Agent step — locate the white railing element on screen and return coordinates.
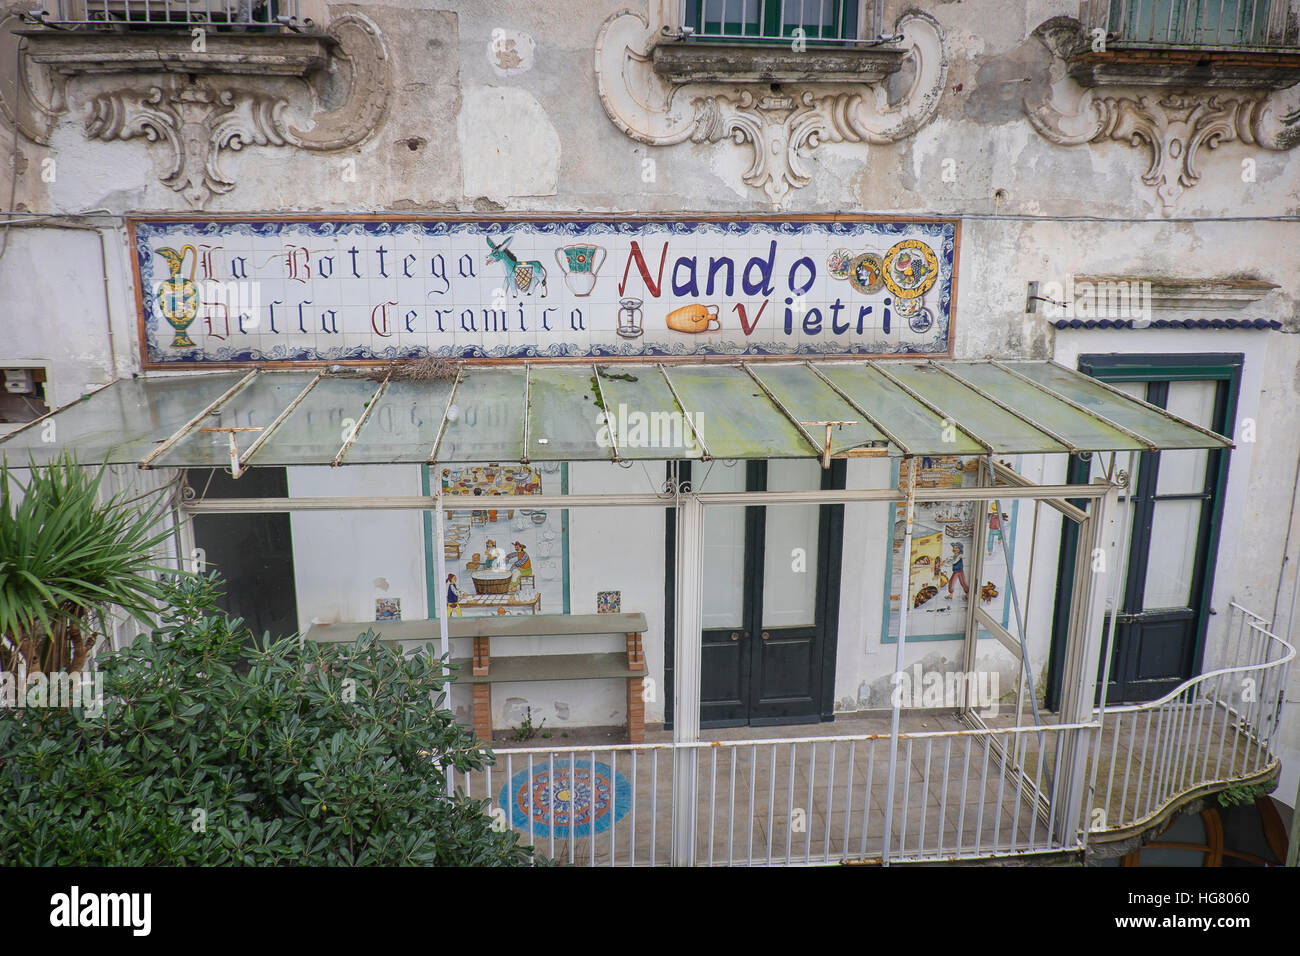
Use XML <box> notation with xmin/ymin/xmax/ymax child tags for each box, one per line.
<box><xmin>1082</xmin><ymin>0</ymin><xmax>1295</xmax><ymax>49</ymax></box>
<box><xmin>677</xmin><ymin>0</ymin><xmax>883</xmax><ymax>44</ymax></box>
<box><xmin>452</xmin><ymin>602</ymin><xmax>1290</xmax><ymax>865</ymax></box>
<box><xmin>34</xmin><ymin>0</ymin><xmax>302</xmax><ymax>28</ymax></box>
<box><xmin>1085</xmin><ymin>602</ymin><xmax>1294</xmax><ymax>836</ymax></box>
<box><xmin>450</xmin><ymin>721</ymin><xmax>1098</xmax><ymax>866</ymax></box>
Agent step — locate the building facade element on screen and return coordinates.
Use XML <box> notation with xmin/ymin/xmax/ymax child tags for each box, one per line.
<box><xmin>1</xmin><ymin>0</ymin><xmax>1298</xmax><ymax>863</ymax></box>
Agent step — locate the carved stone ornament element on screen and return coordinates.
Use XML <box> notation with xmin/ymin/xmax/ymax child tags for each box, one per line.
<box><xmin>594</xmin><ymin>9</ymin><xmax>948</xmax><ymax>204</ymax></box>
<box><xmin>5</xmin><ymin>11</ymin><xmax>390</xmax><ymax>208</ymax></box>
<box><xmin>1024</xmin><ymin>17</ymin><xmax>1300</xmax><ymax>212</ymax></box>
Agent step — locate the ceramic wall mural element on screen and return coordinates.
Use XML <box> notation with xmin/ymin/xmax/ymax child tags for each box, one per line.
<box><xmin>881</xmin><ymin>456</ymin><xmax>1017</xmax><ymax>642</ymax></box>
<box><xmin>435</xmin><ymin>461</ymin><xmax>568</xmax><ymax>617</ymax></box>
<box><xmin>130</xmin><ymin>217</ymin><xmax>959</xmax><ymax>367</ymax></box>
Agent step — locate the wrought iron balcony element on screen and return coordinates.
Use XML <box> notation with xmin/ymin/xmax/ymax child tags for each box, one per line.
<box><xmin>655</xmin><ymin>1</ymin><xmax>906</xmax><ymax>85</ymax></box>
<box><xmin>1082</xmin><ymin>0</ymin><xmax>1298</xmax><ymax>51</ymax></box>
<box><xmin>674</xmin><ymin>0</ymin><xmax>885</xmax><ymax>46</ymax></box>
<box><xmin>22</xmin><ymin>0</ymin><xmax>316</xmax><ymax>31</ymax></box>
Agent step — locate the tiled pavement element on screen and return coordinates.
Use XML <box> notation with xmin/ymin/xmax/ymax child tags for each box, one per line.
<box><xmin>457</xmin><ymin>713</ymin><xmax>1070</xmax><ymax>866</ymax></box>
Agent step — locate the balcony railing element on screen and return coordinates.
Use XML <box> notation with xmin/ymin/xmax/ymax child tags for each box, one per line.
<box><xmin>678</xmin><ymin>0</ymin><xmax>885</xmax><ymax>45</ymax></box>
<box><xmin>450</xmin><ymin>602</ymin><xmax>1291</xmax><ymax>865</ymax></box>
<box><xmin>1084</xmin><ymin>602</ymin><xmax>1294</xmax><ymax>839</ymax></box>
<box><xmin>29</xmin><ymin>0</ymin><xmax>303</xmax><ymax>29</ymax></box>
<box><xmin>1083</xmin><ymin>0</ymin><xmax>1297</xmax><ymax>49</ymax></box>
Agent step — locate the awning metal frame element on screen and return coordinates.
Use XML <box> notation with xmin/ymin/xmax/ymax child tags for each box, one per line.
<box><xmin>2</xmin><ymin>359</ymin><xmax>1233</xmax><ymax>473</ymax></box>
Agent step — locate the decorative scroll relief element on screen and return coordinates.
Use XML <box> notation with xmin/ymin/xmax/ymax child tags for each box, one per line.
<box><xmin>8</xmin><ymin>12</ymin><xmax>389</xmax><ymax>208</ymax></box>
<box><xmin>1024</xmin><ymin>19</ymin><xmax>1300</xmax><ymax>212</ymax></box>
<box><xmin>594</xmin><ymin>10</ymin><xmax>949</xmax><ymax>204</ymax></box>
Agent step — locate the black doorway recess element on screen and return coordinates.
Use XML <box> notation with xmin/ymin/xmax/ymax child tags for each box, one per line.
<box><xmin>666</xmin><ymin>459</ymin><xmax>845</xmax><ymax>729</ymax></box>
<box><xmin>186</xmin><ymin>467</ymin><xmax>299</xmax><ymax>639</ymax></box>
<box><xmin>1046</xmin><ymin>353</ymin><xmax>1240</xmax><ymax>707</ymax></box>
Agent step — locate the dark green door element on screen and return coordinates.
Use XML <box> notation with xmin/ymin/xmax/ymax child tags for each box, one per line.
<box><xmin>187</xmin><ymin>466</ymin><xmax>300</xmax><ymax>640</ymax></box>
<box><xmin>1047</xmin><ymin>354</ymin><xmax>1240</xmax><ymax>706</ymax></box>
<box><xmin>684</xmin><ymin>459</ymin><xmax>844</xmax><ymax>727</ymax></box>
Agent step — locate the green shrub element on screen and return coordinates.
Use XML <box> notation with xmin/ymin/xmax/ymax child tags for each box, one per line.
<box><xmin>0</xmin><ymin>574</ymin><xmax>537</xmax><ymax>866</ymax></box>
<box><xmin>0</xmin><ymin>454</ymin><xmax>183</xmax><ymax>675</ymax></box>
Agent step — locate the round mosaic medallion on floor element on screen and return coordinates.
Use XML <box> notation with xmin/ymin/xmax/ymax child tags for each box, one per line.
<box><xmin>499</xmin><ymin>759</ymin><xmax>632</xmax><ymax>839</ymax></box>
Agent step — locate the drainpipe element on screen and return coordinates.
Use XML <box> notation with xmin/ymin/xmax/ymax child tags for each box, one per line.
<box><xmin>671</xmin><ymin>489</ymin><xmax>704</xmax><ymax>866</ymax></box>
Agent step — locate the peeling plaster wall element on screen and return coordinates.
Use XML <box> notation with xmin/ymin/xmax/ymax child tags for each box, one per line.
<box><xmin>0</xmin><ymin>0</ymin><xmax>1297</xmax><ymax>779</ymax></box>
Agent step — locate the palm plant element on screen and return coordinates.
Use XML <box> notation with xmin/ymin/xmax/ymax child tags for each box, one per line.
<box><xmin>0</xmin><ymin>455</ymin><xmax>184</xmax><ymax>675</ymax></box>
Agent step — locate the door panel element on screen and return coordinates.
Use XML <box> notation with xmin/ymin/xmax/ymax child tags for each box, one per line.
<box><xmin>760</xmin><ymin>460</ymin><xmax>822</xmax><ymax>628</ymax></box>
<box><xmin>749</xmin><ymin>458</ymin><xmax>824</xmax><ymax>722</ymax></box>
<box><xmin>699</xmin><ymin>463</ymin><xmax>753</xmax><ymax>725</ymax></box>
<box><xmin>681</xmin><ymin>459</ymin><xmax>844</xmax><ymax>728</ymax></box>
<box><xmin>188</xmin><ymin>466</ymin><xmax>299</xmax><ymax>640</ymax></box>
<box><xmin>1142</xmin><ymin>498</ymin><xmax>1202</xmax><ymax>609</ymax></box>
<box><xmin>1048</xmin><ymin>354</ymin><xmax>1238</xmax><ymax>707</ymax></box>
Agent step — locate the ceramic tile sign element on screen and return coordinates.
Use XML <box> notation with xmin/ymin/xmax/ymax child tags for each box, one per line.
<box><xmin>881</xmin><ymin>455</ymin><xmax>1017</xmax><ymax>643</ymax></box>
<box><xmin>130</xmin><ymin>216</ymin><xmax>959</xmax><ymax>367</ymax></box>
<box><xmin>437</xmin><ymin>462</ymin><xmax>567</xmax><ymax>616</ymax></box>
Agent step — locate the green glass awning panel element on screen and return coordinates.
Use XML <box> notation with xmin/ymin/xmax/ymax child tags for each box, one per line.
<box><xmin>435</xmin><ymin>366</ymin><xmax>527</xmax><ymax>462</ymax></box>
<box><xmin>344</xmin><ymin>377</ymin><xmax>456</xmax><ymax>463</ymax></box>
<box><xmin>942</xmin><ymin>363</ymin><xmax>1147</xmax><ymax>452</ymax></box>
<box><xmin>661</xmin><ymin>365</ymin><xmax>815</xmax><ymax>459</ymax></box>
<box><xmin>1007</xmin><ymin>362</ymin><xmax>1229</xmax><ymax>450</ymax></box>
<box><xmin>746</xmin><ymin>363</ymin><xmax>889</xmax><ymax>456</ymax></box>
<box><xmin>882</xmin><ymin>363</ymin><xmax>1069</xmax><ymax>455</ymax></box>
<box><xmin>526</xmin><ymin>365</ymin><xmax>612</xmax><ymax>460</ymax></box>
<box><xmin>0</xmin><ymin>360</ymin><xmax>1234</xmax><ymax>470</ymax></box>
<box><xmin>0</xmin><ymin>373</ymin><xmax>245</xmax><ymax>467</ymax></box>
<box><xmin>153</xmin><ymin>371</ymin><xmax>321</xmax><ymax>468</ymax></box>
<box><xmin>817</xmin><ymin>363</ymin><xmax>986</xmax><ymax>456</ymax></box>
<box><xmin>241</xmin><ymin>374</ymin><xmax>384</xmax><ymax>465</ymax></box>
<box><xmin>590</xmin><ymin>364</ymin><xmax>704</xmax><ymax>460</ymax></box>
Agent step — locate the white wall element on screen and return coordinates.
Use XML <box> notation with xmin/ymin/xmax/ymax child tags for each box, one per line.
<box><xmin>288</xmin><ymin>464</ymin><xmax>429</xmax><ymax>631</ymax></box>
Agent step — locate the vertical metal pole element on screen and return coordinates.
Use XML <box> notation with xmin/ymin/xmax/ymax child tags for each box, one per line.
<box><xmin>672</xmin><ymin>492</ymin><xmax>704</xmax><ymax>866</ymax></box>
<box><xmin>1054</xmin><ymin>478</ymin><xmax>1117</xmax><ymax>845</ymax></box>
<box><xmin>433</xmin><ymin>488</ymin><xmax>452</xmax><ymax>700</ymax></box>
<box><xmin>960</xmin><ymin>460</ymin><xmax>990</xmax><ymax>710</ymax></box>
<box><xmin>433</xmin><ymin>486</ymin><xmax>455</xmax><ymax>798</ymax></box>
<box><xmin>434</xmin><ymin>494</ymin><xmax>449</xmax><ymax>671</ymax></box>
<box><xmin>882</xmin><ymin>456</ymin><xmax>917</xmax><ymax>866</ymax></box>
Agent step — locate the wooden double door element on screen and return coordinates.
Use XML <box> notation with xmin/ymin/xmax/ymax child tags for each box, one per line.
<box><xmin>668</xmin><ymin>459</ymin><xmax>845</xmax><ymax>728</ymax></box>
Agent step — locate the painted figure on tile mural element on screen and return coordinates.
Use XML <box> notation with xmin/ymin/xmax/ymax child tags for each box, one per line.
<box><xmin>446</xmin><ymin>574</ymin><xmax>465</xmax><ymax>617</ymax></box>
<box><xmin>485</xmin><ymin>235</ymin><xmax>549</xmax><ymax>296</ymax></box>
<box><xmin>946</xmin><ymin>543</ymin><xmax>969</xmax><ymax>599</ymax></box>
<box><xmin>987</xmin><ymin>504</ymin><xmax>1008</xmax><ymax>556</ymax></box>
<box><xmin>507</xmin><ymin>541</ymin><xmax>532</xmax><ymax>589</ymax></box>
<box><xmin>484</xmin><ymin>539</ymin><xmax>503</xmax><ymax>569</ymax></box>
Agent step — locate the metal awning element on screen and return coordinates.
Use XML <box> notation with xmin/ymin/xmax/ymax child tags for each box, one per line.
<box><xmin>0</xmin><ymin>360</ymin><xmax>1231</xmax><ymax>472</ymax></box>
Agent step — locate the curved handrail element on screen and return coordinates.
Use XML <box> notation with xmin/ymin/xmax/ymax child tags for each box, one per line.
<box><xmin>1102</xmin><ymin>624</ymin><xmax>1294</xmax><ymax>716</ymax></box>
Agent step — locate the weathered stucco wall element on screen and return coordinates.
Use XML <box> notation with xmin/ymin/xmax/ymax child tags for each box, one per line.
<box><xmin>1</xmin><ymin>0</ymin><xmax>1297</xmax><ymax>795</ymax></box>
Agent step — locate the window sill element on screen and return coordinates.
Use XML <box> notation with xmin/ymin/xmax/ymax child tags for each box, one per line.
<box><xmin>1067</xmin><ymin>47</ymin><xmax>1300</xmax><ymax>90</ymax></box>
<box><xmin>16</xmin><ymin>27</ymin><xmax>333</xmax><ymax>77</ymax></box>
<box><xmin>651</xmin><ymin>40</ymin><xmax>906</xmax><ymax>85</ymax></box>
